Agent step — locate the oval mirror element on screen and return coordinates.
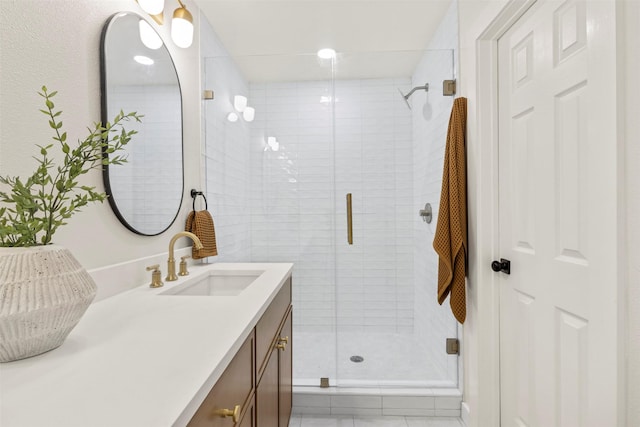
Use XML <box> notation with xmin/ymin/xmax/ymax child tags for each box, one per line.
<box><xmin>100</xmin><ymin>12</ymin><xmax>183</xmax><ymax>236</ymax></box>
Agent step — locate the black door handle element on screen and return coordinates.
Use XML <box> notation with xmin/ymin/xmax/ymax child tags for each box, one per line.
<box><xmin>491</xmin><ymin>258</ymin><xmax>511</xmax><ymax>275</ymax></box>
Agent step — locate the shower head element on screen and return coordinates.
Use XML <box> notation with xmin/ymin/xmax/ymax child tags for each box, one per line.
<box><xmin>398</xmin><ymin>83</ymin><xmax>429</xmax><ymax>110</ymax></box>
<box><xmin>398</xmin><ymin>88</ymin><xmax>412</xmax><ymax>110</ymax></box>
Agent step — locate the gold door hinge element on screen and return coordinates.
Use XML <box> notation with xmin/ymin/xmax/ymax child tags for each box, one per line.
<box><xmin>446</xmin><ymin>338</ymin><xmax>459</xmax><ymax>355</ymax></box>
<box><xmin>443</xmin><ymin>80</ymin><xmax>456</xmax><ymax>96</ymax></box>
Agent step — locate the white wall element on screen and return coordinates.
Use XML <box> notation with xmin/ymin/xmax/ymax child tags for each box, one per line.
<box><xmin>0</xmin><ymin>1</ymin><xmax>203</xmax><ymax>277</ymax></box>
<box><xmin>623</xmin><ymin>1</ymin><xmax>640</xmax><ymax>423</ymax></box>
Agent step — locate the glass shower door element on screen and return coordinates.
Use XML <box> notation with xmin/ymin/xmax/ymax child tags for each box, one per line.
<box><xmin>332</xmin><ymin>50</ymin><xmax>459</xmax><ymax>387</ymax></box>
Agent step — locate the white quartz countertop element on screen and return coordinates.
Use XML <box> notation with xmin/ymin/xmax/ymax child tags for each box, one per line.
<box><xmin>0</xmin><ymin>262</ymin><xmax>293</xmax><ymax>427</ymax></box>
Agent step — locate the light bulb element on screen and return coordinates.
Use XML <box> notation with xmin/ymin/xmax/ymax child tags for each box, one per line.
<box><xmin>317</xmin><ymin>48</ymin><xmax>336</xmax><ymax>59</ymax></box>
<box><xmin>243</xmin><ymin>106</ymin><xmax>255</xmax><ymax>122</ymax></box>
<box><xmin>172</xmin><ymin>2</ymin><xmax>193</xmax><ymax>48</ymax></box>
<box><xmin>139</xmin><ymin>20</ymin><xmax>163</xmax><ymax>50</ymax></box>
<box><xmin>234</xmin><ymin>95</ymin><xmax>248</xmax><ymax>112</ymax></box>
<box><xmin>138</xmin><ymin>0</ymin><xmax>164</xmax><ymax>16</ymax></box>
<box><xmin>227</xmin><ymin>112</ymin><xmax>239</xmax><ymax>122</ymax></box>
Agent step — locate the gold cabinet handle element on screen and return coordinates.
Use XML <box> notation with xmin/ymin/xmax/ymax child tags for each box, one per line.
<box><xmin>346</xmin><ymin>193</ymin><xmax>353</xmax><ymax>245</ymax></box>
<box><xmin>276</xmin><ymin>336</ymin><xmax>288</xmax><ymax>351</ymax></box>
<box><xmin>215</xmin><ymin>405</ymin><xmax>241</xmax><ymax>423</ymax></box>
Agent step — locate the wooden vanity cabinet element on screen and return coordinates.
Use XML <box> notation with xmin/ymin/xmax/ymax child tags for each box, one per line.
<box><xmin>255</xmin><ymin>279</ymin><xmax>293</xmax><ymax>427</ymax></box>
<box><xmin>187</xmin><ymin>276</ymin><xmax>292</xmax><ymax>427</ymax></box>
<box><xmin>187</xmin><ymin>331</ymin><xmax>255</xmax><ymax>427</ymax></box>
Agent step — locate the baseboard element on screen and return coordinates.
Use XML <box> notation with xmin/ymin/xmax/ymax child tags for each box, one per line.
<box><xmin>461</xmin><ymin>401</ymin><xmax>471</xmax><ymax>426</ymax></box>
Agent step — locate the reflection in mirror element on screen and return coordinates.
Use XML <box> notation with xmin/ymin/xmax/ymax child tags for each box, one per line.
<box><xmin>100</xmin><ymin>12</ymin><xmax>183</xmax><ymax>236</ymax></box>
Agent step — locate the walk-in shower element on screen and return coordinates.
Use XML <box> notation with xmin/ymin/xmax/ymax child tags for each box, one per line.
<box><xmin>203</xmin><ymin>46</ymin><xmax>459</xmax><ymax>394</ymax></box>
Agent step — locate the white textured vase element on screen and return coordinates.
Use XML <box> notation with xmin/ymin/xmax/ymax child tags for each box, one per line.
<box><xmin>0</xmin><ymin>245</ymin><xmax>97</xmax><ymax>362</ymax></box>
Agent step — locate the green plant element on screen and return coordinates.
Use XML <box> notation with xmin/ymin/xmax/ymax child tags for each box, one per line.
<box><xmin>0</xmin><ymin>86</ymin><xmax>142</xmax><ymax>247</ymax></box>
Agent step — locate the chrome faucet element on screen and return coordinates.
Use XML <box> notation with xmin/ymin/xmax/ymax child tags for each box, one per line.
<box><xmin>166</xmin><ymin>231</ymin><xmax>203</xmax><ymax>281</ymax></box>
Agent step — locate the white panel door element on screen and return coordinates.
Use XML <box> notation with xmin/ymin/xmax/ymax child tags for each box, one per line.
<box><xmin>497</xmin><ymin>0</ymin><xmax>620</xmax><ymax>426</ymax></box>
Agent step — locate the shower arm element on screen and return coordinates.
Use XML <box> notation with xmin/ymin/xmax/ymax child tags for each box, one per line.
<box><xmin>403</xmin><ymin>83</ymin><xmax>429</xmax><ymax>99</ymax></box>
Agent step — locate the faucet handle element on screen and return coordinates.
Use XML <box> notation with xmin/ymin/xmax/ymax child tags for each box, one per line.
<box><xmin>179</xmin><ymin>255</ymin><xmax>191</xmax><ymax>276</ymax></box>
<box><xmin>146</xmin><ymin>264</ymin><xmax>164</xmax><ymax>288</ymax></box>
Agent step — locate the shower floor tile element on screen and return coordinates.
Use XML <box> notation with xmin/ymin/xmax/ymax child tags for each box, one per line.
<box><xmin>294</xmin><ymin>330</ymin><xmax>453</xmax><ymax>386</ymax></box>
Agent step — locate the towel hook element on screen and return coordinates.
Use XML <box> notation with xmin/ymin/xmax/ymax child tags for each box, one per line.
<box><xmin>190</xmin><ymin>189</ymin><xmax>208</xmax><ymax>211</ymax></box>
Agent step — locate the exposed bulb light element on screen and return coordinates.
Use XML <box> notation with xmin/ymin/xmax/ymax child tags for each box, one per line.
<box><xmin>317</xmin><ymin>48</ymin><xmax>336</xmax><ymax>59</ymax></box>
<box><xmin>243</xmin><ymin>106</ymin><xmax>255</xmax><ymax>122</ymax></box>
<box><xmin>171</xmin><ymin>0</ymin><xmax>194</xmax><ymax>48</ymax></box>
<box><xmin>234</xmin><ymin>95</ymin><xmax>248</xmax><ymax>112</ymax></box>
<box><xmin>137</xmin><ymin>0</ymin><xmax>164</xmax><ymax>16</ymax></box>
<box><xmin>139</xmin><ymin>20</ymin><xmax>163</xmax><ymax>50</ymax></box>
<box><xmin>227</xmin><ymin>112</ymin><xmax>239</xmax><ymax>122</ymax></box>
<box><xmin>134</xmin><ymin>55</ymin><xmax>154</xmax><ymax>65</ymax></box>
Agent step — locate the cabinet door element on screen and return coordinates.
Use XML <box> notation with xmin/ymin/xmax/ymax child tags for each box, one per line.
<box><xmin>188</xmin><ymin>332</ymin><xmax>255</xmax><ymax>427</ymax></box>
<box><xmin>278</xmin><ymin>309</ymin><xmax>292</xmax><ymax>427</ymax></box>
<box><xmin>256</xmin><ymin>278</ymin><xmax>291</xmax><ymax>380</ymax></box>
<box><xmin>238</xmin><ymin>394</ymin><xmax>255</xmax><ymax>427</ymax></box>
<box><xmin>256</xmin><ymin>345</ymin><xmax>279</xmax><ymax>426</ymax></box>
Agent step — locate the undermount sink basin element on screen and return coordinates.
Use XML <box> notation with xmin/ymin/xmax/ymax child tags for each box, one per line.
<box><xmin>160</xmin><ymin>270</ymin><xmax>265</xmax><ymax>296</ymax></box>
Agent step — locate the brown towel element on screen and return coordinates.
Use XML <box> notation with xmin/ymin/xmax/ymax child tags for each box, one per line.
<box><xmin>185</xmin><ymin>210</ymin><xmax>218</xmax><ymax>259</ymax></box>
<box><xmin>433</xmin><ymin>97</ymin><xmax>468</xmax><ymax>324</ymax></box>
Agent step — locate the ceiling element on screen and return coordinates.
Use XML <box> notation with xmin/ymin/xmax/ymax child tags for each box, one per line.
<box><xmin>192</xmin><ymin>0</ymin><xmax>453</xmax><ymax>82</ymax></box>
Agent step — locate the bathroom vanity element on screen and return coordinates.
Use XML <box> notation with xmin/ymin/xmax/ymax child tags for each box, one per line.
<box><xmin>0</xmin><ymin>262</ymin><xmax>293</xmax><ymax>427</ymax></box>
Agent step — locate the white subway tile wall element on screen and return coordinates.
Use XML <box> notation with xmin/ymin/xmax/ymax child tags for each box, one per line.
<box><xmin>411</xmin><ymin>2</ymin><xmax>460</xmax><ymax>386</ymax></box>
<box><xmin>249</xmin><ymin>78</ymin><xmax>415</xmax><ymax>335</ymax></box>
<box><xmin>203</xmin><ymin>56</ymin><xmax>252</xmax><ymax>262</ymax></box>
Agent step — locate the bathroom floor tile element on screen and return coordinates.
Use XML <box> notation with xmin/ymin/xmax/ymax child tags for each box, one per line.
<box><xmin>353</xmin><ymin>416</ymin><xmax>408</xmax><ymax>426</ymax></box>
<box><xmin>293</xmin><ymin>415</ymin><xmax>463</xmax><ymax>427</ymax></box>
<box><xmin>299</xmin><ymin>414</ymin><xmax>356</xmax><ymax>427</ymax></box>
<box><xmin>289</xmin><ymin>415</ymin><xmax>303</xmax><ymax>427</ymax></box>
<box><xmin>405</xmin><ymin>417</ymin><xmax>463</xmax><ymax>427</ymax></box>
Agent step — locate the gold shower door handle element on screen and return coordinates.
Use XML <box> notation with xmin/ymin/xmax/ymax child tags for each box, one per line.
<box><xmin>346</xmin><ymin>193</ymin><xmax>353</xmax><ymax>245</ymax></box>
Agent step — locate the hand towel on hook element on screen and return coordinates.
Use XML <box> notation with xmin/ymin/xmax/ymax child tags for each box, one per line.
<box><xmin>433</xmin><ymin>97</ymin><xmax>468</xmax><ymax>324</ymax></box>
<box><xmin>186</xmin><ymin>192</ymin><xmax>218</xmax><ymax>259</ymax></box>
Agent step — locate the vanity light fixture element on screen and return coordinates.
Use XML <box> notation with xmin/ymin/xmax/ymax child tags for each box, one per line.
<box><xmin>137</xmin><ymin>0</ymin><xmax>164</xmax><ymax>24</ymax></box>
<box><xmin>243</xmin><ymin>106</ymin><xmax>255</xmax><ymax>122</ymax></box>
<box><xmin>138</xmin><ymin>19</ymin><xmax>163</xmax><ymax>49</ymax></box>
<box><xmin>227</xmin><ymin>112</ymin><xmax>239</xmax><ymax>122</ymax></box>
<box><xmin>234</xmin><ymin>95</ymin><xmax>248</xmax><ymax>112</ymax></box>
<box><xmin>171</xmin><ymin>0</ymin><xmax>194</xmax><ymax>48</ymax></box>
